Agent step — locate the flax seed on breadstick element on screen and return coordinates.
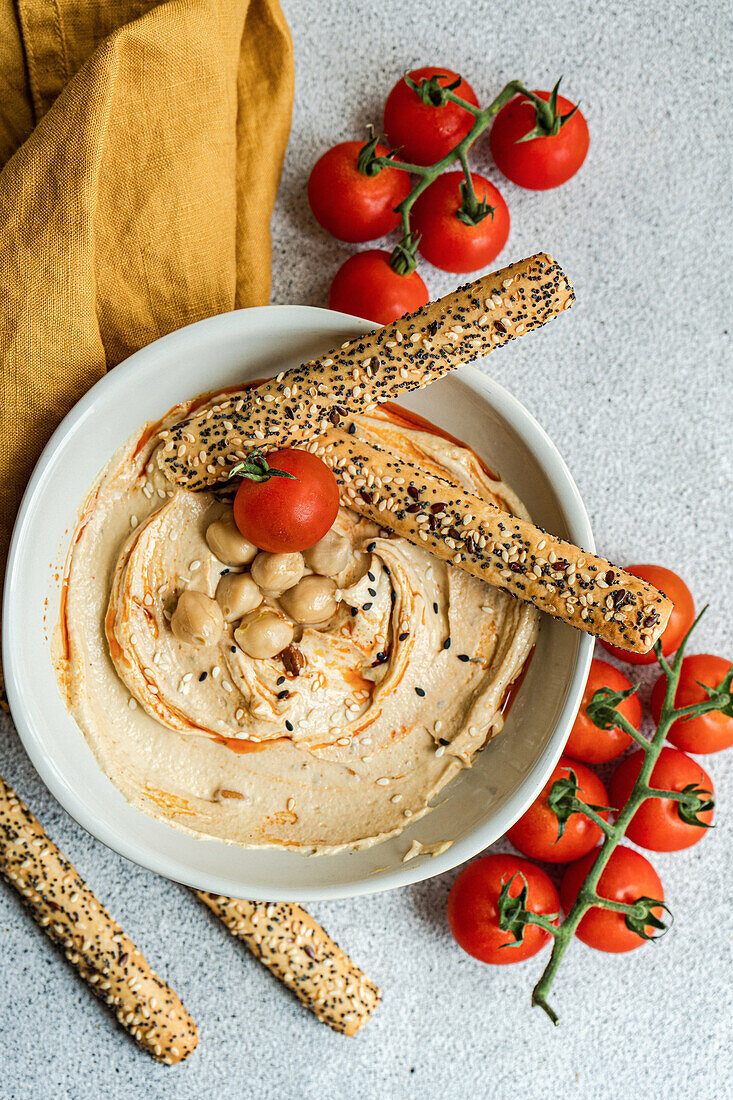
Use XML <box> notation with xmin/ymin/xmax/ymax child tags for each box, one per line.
<box><xmin>0</xmin><ymin>776</ymin><xmax>198</xmax><ymax>1064</ymax></box>
<box><xmin>161</xmin><ymin>253</ymin><xmax>573</xmax><ymax>490</ymax></box>
<box><xmin>195</xmin><ymin>892</ymin><xmax>380</xmax><ymax>1035</ymax></box>
<box><xmin>314</xmin><ymin>427</ymin><xmax>672</xmax><ymax>654</ymax></box>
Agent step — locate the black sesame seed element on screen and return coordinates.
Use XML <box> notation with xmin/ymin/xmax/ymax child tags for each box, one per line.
<box><xmin>433</xmin><ymin>602</ymin><xmax>439</xmax><ymax>613</ymax></box>
<box><xmin>443</xmin><ymin>638</ymin><xmax>451</xmax><ymax>649</ymax></box>
<box><xmin>368</xmin><ymin>571</ymin><xmax>375</xmax><ymax>581</ymax></box>
<box><xmin>276</xmin><ymin>676</ymin><xmax>285</xmax><ymax>685</ymax></box>
<box><xmin>457</xmin><ymin>654</ymin><xmax>470</xmax><ymax>662</ymax></box>
<box><xmin>348</xmin><ymin>422</ymin><xmax>357</xmax><ymax>435</ymax></box>
<box><xmin>367</xmin><ymin>542</ymin><xmax>376</xmax><ymax>552</ymax></box>
<box><xmin>399</xmin><ymin>631</ymin><xmax>409</xmax><ymax>641</ymax></box>
<box><xmin>415</xmin><ymin>687</ymin><xmax>425</xmax><ymax>697</ymax></box>
<box><xmin>363</xmin><ymin>602</ymin><xmax>373</xmax><ymax>611</ymax></box>
<box><xmin>199</xmin><ymin>671</ymin><xmax>208</xmax><ymax>681</ymax></box>
<box><xmin>439</xmin><ymin>737</ymin><xmax>449</xmax><ymax>746</ymax></box>
<box><xmin>351</xmin><ymin>606</ymin><xmax>358</xmax><ymax>616</ymax></box>
<box><xmin>368</xmin><ymin>588</ymin><xmax>376</xmax><ymax>597</ymax></box>
<box><xmin>277</xmin><ymin>690</ymin><xmax>289</xmax><ymax>700</ymax></box>
<box><xmin>285</xmin><ymin>720</ymin><xmax>294</xmax><ymax>732</ymax></box>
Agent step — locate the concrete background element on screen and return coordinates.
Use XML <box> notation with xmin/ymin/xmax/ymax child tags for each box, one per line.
<box><xmin>1</xmin><ymin>1</ymin><xmax>732</xmax><ymax>1096</ymax></box>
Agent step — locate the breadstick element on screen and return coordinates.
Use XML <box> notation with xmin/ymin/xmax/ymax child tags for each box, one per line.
<box><xmin>0</xmin><ymin>775</ymin><xmax>198</xmax><ymax>1064</ymax></box>
<box><xmin>314</xmin><ymin>427</ymin><xmax>672</xmax><ymax>654</ymax></box>
<box><xmin>196</xmin><ymin>892</ymin><xmax>381</xmax><ymax>1035</ymax></box>
<box><xmin>161</xmin><ymin>253</ymin><xmax>573</xmax><ymax>489</ymax></box>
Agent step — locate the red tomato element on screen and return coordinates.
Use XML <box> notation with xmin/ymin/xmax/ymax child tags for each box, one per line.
<box><xmin>651</xmin><ymin>654</ymin><xmax>733</xmax><ymax>753</ymax></box>
<box><xmin>383</xmin><ymin>67</ymin><xmax>479</xmax><ymax>166</ymax></box>
<box><xmin>411</xmin><ymin>171</ymin><xmax>509</xmax><ymax>273</ymax></box>
<box><xmin>565</xmin><ymin>658</ymin><xmax>641</xmax><ymax>763</ymax></box>
<box><xmin>560</xmin><ymin>846</ymin><xmax>665</xmax><ymax>953</ymax></box>
<box><xmin>328</xmin><ymin>249</ymin><xmax>429</xmax><ymax>325</ymax></box>
<box><xmin>447</xmin><ymin>853</ymin><xmax>559</xmax><ymax>964</ymax></box>
<box><xmin>609</xmin><ymin>747</ymin><xmax>714</xmax><ymax>852</ymax></box>
<box><xmin>233</xmin><ymin>448</ymin><xmax>340</xmax><ymax>553</ymax></box>
<box><xmin>601</xmin><ymin>565</ymin><xmax>695</xmax><ymax>666</ymax></box>
<box><xmin>490</xmin><ymin>89</ymin><xmax>589</xmax><ymax>190</ymax></box>
<box><xmin>507</xmin><ymin>757</ymin><xmax>610</xmax><ymax>863</ymax></box>
<box><xmin>307</xmin><ymin>141</ymin><xmax>411</xmax><ymax>243</ymax></box>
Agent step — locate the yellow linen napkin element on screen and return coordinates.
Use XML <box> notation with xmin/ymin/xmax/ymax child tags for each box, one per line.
<box><xmin>0</xmin><ymin>0</ymin><xmax>294</xmax><ymax>590</ymax></box>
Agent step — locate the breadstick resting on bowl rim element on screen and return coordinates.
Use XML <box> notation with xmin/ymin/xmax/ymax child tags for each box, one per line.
<box><xmin>159</xmin><ymin>253</ymin><xmax>672</xmax><ymax>655</ymax></box>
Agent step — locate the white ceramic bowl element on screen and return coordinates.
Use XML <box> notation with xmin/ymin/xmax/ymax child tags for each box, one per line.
<box><xmin>3</xmin><ymin>305</ymin><xmax>594</xmax><ymax>901</ymax></box>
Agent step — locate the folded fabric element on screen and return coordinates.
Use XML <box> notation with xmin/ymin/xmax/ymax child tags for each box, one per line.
<box><xmin>0</xmin><ymin>0</ymin><xmax>294</xmax><ymax>589</ymax></box>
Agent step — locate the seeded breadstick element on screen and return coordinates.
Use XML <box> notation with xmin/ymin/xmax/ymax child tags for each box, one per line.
<box><xmin>161</xmin><ymin>253</ymin><xmax>573</xmax><ymax>489</ymax></box>
<box><xmin>196</xmin><ymin>892</ymin><xmax>381</xmax><ymax>1035</ymax></box>
<box><xmin>314</xmin><ymin>427</ymin><xmax>672</xmax><ymax>654</ymax></box>
<box><xmin>0</xmin><ymin>775</ymin><xmax>198</xmax><ymax>1064</ymax></box>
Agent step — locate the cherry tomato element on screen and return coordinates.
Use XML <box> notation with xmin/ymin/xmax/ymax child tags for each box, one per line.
<box><xmin>507</xmin><ymin>757</ymin><xmax>610</xmax><ymax>863</ymax></box>
<box><xmin>651</xmin><ymin>654</ymin><xmax>733</xmax><ymax>753</ymax></box>
<box><xmin>490</xmin><ymin>89</ymin><xmax>589</xmax><ymax>190</ymax></box>
<box><xmin>383</xmin><ymin>67</ymin><xmax>479</xmax><ymax>166</ymax></box>
<box><xmin>560</xmin><ymin>846</ymin><xmax>665</xmax><ymax>953</ymax></box>
<box><xmin>411</xmin><ymin>171</ymin><xmax>509</xmax><ymax>274</ymax></box>
<box><xmin>447</xmin><ymin>853</ymin><xmax>559</xmax><ymax>964</ymax></box>
<box><xmin>307</xmin><ymin>141</ymin><xmax>411</xmax><ymax>243</ymax></box>
<box><xmin>328</xmin><ymin>249</ymin><xmax>429</xmax><ymax>325</ymax></box>
<box><xmin>565</xmin><ymin>658</ymin><xmax>641</xmax><ymax>763</ymax></box>
<box><xmin>233</xmin><ymin>448</ymin><xmax>340</xmax><ymax>553</ymax></box>
<box><xmin>601</xmin><ymin>565</ymin><xmax>695</xmax><ymax>666</ymax></box>
<box><xmin>609</xmin><ymin>747</ymin><xmax>714</xmax><ymax>852</ymax></box>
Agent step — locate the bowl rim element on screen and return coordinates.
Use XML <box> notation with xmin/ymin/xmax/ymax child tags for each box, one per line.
<box><xmin>3</xmin><ymin>303</ymin><xmax>594</xmax><ymax>900</ymax></box>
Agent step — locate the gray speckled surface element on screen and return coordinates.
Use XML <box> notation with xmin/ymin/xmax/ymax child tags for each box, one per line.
<box><xmin>2</xmin><ymin>1</ymin><xmax>732</xmax><ymax>1097</ymax></box>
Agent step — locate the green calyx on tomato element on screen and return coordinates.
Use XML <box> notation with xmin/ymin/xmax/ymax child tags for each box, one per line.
<box><xmin>674</xmin><ymin>783</ymin><xmax>715</xmax><ymax>828</ymax></box>
<box><xmin>455</xmin><ymin>179</ymin><xmax>495</xmax><ymax>227</ymax></box>
<box><xmin>356</xmin><ymin>126</ymin><xmax>389</xmax><ymax>178</ymax></box>
<box><xmin>403</xmin><ymin>71</ymin><xmax>463</xmax><ymax>108</ymax></box>
<box><xmin>389</xmin><ymin>231</ymin><xmax>420</xmax><ymax>276</ymax></box>
<box><xmin>585</xmin><ymin>682</ymin><xmax>639</xmax><ymax>729</ymax></box>
<box><xmin>228</xmin><ymin>450</ymin><xmax>297</xmax><ymax>484</ymax></box>
<box><xmin>516</xmin><ymin>77</ymin><xmax>579</xmax><ymax>143</ymax></box>
<box><xmin>496</xmin><ymin>873</ymin><xmax>558</xmax><ymax>948</ymax></box>
<box><xmin>622</xmin><ymin>896</ymin><xmax>672</xmax><ymax>942</ymax></box>
<box><xmin>545</xmin><ymin>769</ymin><xmax>611</xmax><ymax>842</ymax></box>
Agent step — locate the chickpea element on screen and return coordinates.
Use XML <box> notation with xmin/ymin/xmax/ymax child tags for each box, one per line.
<box><xmin>279</xmin><ymin>575</ymin><xmax>338</xmax><ymax>625</ymax></box>
<box><xmin>250</xmin><ymin>551</ymin><xmax>304</xmax><ymax>595</ymax></box>
<box><xmin>303</xmin><ymin>530</ymin><xmax>351</xmax><ymax>577</ymax></box>
<box><xmin>215</xmin><ymin>572</ymin><xmax>262</xmax><ymax>622</ymax></box>
<box><xmin>234</xmin><ymin>609</ymin><xmax>294</xmax><ymax>660</ymax></box>
<box><xmin>171</xmin><ymin>589</ymin><xmax>224</xmax><ymax>647</ymax></box>
<box><xmin>206</xmin><ymin>512</ymin><xmax>258</xmax><ymax>566</ymax></box>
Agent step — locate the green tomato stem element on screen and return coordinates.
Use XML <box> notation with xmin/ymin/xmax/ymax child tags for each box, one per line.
<box><xmin>529</xmin><ymin>609</ymin><xmax>724</xmax><ymax>1025</ymax></box>
<box><xmin>381</xmin><ymin>79</ymin><xmax>531</xmax><ymax>273</ymax></box>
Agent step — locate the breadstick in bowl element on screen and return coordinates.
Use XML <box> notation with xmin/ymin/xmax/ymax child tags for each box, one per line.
<box><xmin>196</xmin><ymin>893</ymin><xmax>381</xmax><ymax>1035</ymax></box>
<box><xmin>316</xmin><ymin>427</ymin><xmax>672</xmax><ymax>655</ymax></box>
<box><xmin>161</xmin><ymin>253</ymin><xmax>573</xmax><ymax>490</ymax></box>
<box><xmin>0</xmin><ymin>776</ymin><xmax>198</xmax><ymax>1064</ymax></box>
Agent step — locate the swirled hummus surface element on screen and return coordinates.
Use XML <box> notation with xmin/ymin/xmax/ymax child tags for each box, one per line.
<box><xmin>56</xmin><ymin>396</ymin><xmax>538</xmax><ymax>853</ymax></box>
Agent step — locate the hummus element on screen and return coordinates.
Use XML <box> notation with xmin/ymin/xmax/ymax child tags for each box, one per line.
<box><xmin>56</xmin><ymin>396</ymin><xmax>538</xmax><ymax>854</ymax></box>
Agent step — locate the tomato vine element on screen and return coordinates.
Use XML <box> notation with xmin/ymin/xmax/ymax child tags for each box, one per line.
<box><xmin>362</xmin><ymin>76</ymin><xmax>573</xmax><ymax>274</ymax></box>
<box><xmin>496</xmin><ymin>608</ymin><xmax>732</xmax><ymax>1024</ymax></box>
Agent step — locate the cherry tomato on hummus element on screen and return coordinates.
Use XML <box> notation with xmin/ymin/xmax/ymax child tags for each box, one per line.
<box><xmin>232</xmin><ymin>448</ymin><xmax>340</xmax><ymax>553</ymax></box>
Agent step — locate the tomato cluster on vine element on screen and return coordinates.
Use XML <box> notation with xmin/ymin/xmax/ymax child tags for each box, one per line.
<box><xmin>307</xmin><ymin>68</ymin><xmax>589</xmax><ymax>324</ymax></box>
<box><xmin>448</xmin><ymin>563</ymin><xmax>732</xmax><ymax>965</ymax></box>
